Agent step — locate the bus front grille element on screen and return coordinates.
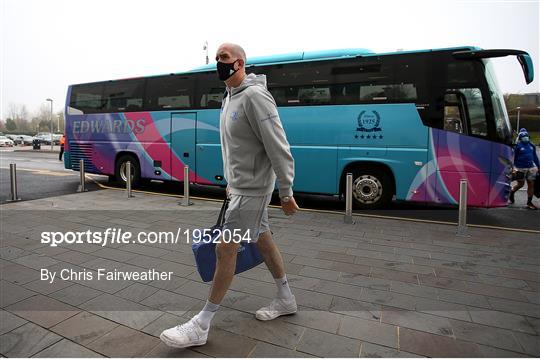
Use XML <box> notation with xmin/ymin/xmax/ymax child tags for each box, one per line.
<box><xmin>69</xmin><ymin>143</ymin><xmax>97</xmax><ymax>172</ymax></box>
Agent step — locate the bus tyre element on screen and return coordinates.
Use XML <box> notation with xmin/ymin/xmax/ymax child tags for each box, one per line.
<box><xmin>115</xmin><ymin>155</ymin><xmax>141</xmax><ymax>187</ymax></box>
<box><xmin>350</xmin><ymin>168</ymin><xmax>393</xmax><ymax>209</ymax></box>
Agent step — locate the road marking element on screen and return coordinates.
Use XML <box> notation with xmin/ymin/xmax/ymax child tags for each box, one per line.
<box><xmin>90</xmin><ymin>179</ymin><xmax>540</xmax><ymax>234</ymax></box>
<box><xmin>2</xmin><ymin>158</ymin><xmax>60</xmax><ymax>163</ymax></box>
<box><xmin>0</xmin><ymin>166</ymin><xmax>76</xmax><ymax>177</ymax></box>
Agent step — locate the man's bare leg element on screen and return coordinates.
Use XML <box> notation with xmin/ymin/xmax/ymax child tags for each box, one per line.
<box><xmin>510</xmin><ymin>180</ymin><xmax>524</xmax><ymax>203</ymax></box>
<box><xmin>256</xmin><ymin>230</ymin><xmax>285</xmax><ymax>279</ymax></box>
<box><xmin>208</xmin><ymin>241</ymin><xmax>240</xmax><ymax>304</ymax></box>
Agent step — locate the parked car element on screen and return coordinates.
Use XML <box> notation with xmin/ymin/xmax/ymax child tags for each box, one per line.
<box><xmin>52</xmin><ymin>133</ymin><xmax>62</xmax><ymax>145</ymax></box>
<box><xmin>35</xmin><ymin>133</ymin><xmax>53</xmax><ymax>145</ymax></box>
<box><xmin>14</xmin><ymin>135</ymin><xmax>36</xmax><ymax>146</ymax></box>
<box><xmin>0</xmin><ymin>136</ymin><xmax>14</xmax><ymax>147</ymax></box>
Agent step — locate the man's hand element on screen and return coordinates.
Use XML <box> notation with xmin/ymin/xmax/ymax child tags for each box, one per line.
<box><xmin>281</xmin><ymin>196</ymin><xmax>299</xmax><ymax>216</ymax></box>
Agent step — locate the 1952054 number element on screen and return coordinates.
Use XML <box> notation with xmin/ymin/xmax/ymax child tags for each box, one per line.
<box><xmin>189</xmin><ymin>228</ymin><xmax>252</xmax><ymax>244</ymax></box>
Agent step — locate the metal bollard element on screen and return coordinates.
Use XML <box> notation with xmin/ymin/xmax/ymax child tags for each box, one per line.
<box><xmin>126</xmin><ymin>161</ymin><xmax>133</xmax><ymax>198</ymax></box>
<box><xmin>7</xmin><ymin>164</ymin><xmax>21</xmax><ymax>202</ymax></box>
<box><xmin>181</xmin><ymin>165</ymin><xmax>193</xmax><ymax>206</ymax></box>
<box><xmin>457</xmin><ymin>179</ymin><xmax>469</xmax><ymax>236</ymax></box>
<box><xmin>344</xmin><ymin>173</ymin><xmax>354</xmax><ymax>224</ymax></box>
<box><xmin>77</xmin><ymin>159</ymin><xmax>87</xmax><ymax>192</ymax></box>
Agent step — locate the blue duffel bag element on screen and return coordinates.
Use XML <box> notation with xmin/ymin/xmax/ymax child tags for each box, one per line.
<box><xmin>191</xmin><ymin>199</ymin><xmax>265</xmax><ymax>282</ymax></box>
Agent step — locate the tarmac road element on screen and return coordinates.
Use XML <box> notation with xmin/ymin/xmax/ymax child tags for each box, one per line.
<box><xmin>0</xmin><ymin>149</ymin><xmax>103</xmax><ymax>204</ymax></box>
<box><xmin>1</xmin><ymin>149</ymin><xmax>538</xmax><ymax>231</ymax></box>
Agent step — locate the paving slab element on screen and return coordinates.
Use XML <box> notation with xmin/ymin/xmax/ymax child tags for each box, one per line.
<box><xmin>194</xmin><ymin>327</ymin><xmax>258</xmax><ymax>357</ymax></box>
<box><xmin>143</xmin><ymin>342</ymin><xmax>210</xmax><ymax>358</ymax></box>
<box><xmin>0</xmin><ymin>280</ymin><xmax>36</xmax><ymax>308</ymax></box>
<box><xmin>1</xmin><ymin>189</ymin><xmax>539</xmax><ymax>358</ymax></box>
<box><xmin>0</xmin><ymin>322</ymin><xmax>61</xmax><ymax>357</ymax></box>
<box><xmin>399</xmin><ymin>327</ymin><xmax>483</xmax><ymax>357</ymax></box>
<box><xmin>32</xmin><ymin>338</ymin><xmax>103</xmax><ymax>357</ymax></box>
<box><xmin>80</xmin><ymin>293</ymin><xmax>163</xmax><ymax>330</ymax></box>
<box><xmin>5</xmin><ymin>294</ymin><xmax>80</xmax><ymax>328</ymax></box>
<box><xmin>448</xmin><ymin>318</ymin><xmax>523</xmax><ymax>353</ymax></box>
<box><xmin>49</xmin><ymin>283</ymin><xmax>103</xmax><ymax>306</ymax></box>
<box><xmin>213</xmin><ymin>310</ymin><xmax>304</xmax><ymax>350</ymax></box>
<box><xmin>282</xmin><ymin>309</ymin><xmax>342</xmax><ymax>334</ymax></box>
<box><xmin>338</xmin><ymin>315</ymin><xmax>398</xmax><ymax>348</ymax></box>
<box><xmin>0</xmin><ymin>311</ymin><xmax>27</xmax><ymax>336</ymax></box>
<box><xmin>360</xmin><ymin>342</ymin><xmax>423</xmax><ymax>357</ymax></box>
<box><xmin>248</xmin><ymin>341</ymin><xmax>314</xmax><ymax>357</ymax></box>
<box><xmin>84</xmin><ymin>325</ymin><xmax>160</xmax><ymax>357</ymax></box>
<box><xmin>295</xmin><ymin>328</ymin><xmax>361</xmax><ymax>357</ymax></box>
<box><xmin>49</xmin><ymin>311</ymin><xmax>119</xmax><ymax>346</ymax></box>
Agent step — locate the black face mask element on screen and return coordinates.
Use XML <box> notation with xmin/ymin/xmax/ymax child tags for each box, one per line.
<box><xmin>217</xmin><ymin>60</ymin><xmax>239</xmax><ymax>81</ymax></box>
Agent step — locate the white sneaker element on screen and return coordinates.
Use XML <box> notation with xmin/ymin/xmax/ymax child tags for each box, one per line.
<box><xmin>160</xmin><ymin>316</ymin><xmax>208</xmax><ymax>348</ymax></box>
<box><xmin>255</xmin><ymin>296</ymin><xmax>297</xmax><ymax>321</ymax></box>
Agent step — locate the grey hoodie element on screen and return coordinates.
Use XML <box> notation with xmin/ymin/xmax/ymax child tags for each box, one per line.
<box><xmin>220</xmin><ymin>73</ymin><xmax>294</xmax><ymax>198</ymax></box>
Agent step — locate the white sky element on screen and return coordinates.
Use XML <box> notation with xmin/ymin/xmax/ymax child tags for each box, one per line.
<box><xmin>1</xmin><ymin>0</ymin><xmax>538</xmax><ymax>118</ymax></box>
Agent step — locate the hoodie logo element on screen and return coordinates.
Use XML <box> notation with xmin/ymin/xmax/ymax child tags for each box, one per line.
<box><xmin>230</xmin><ymin>111</ymin><xmax>238</xmax><ymax>121</ymax></box>
<box><xmin>260</xmin><ymin>112</ymin><xmax>279</xmax><ymax>122</ymax></box>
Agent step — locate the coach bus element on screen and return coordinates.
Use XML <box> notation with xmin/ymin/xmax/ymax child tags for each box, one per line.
<box><xmin>64</xmin><ymin>46</ymin><xmax>534</xmax><ymax>209</ymax></box>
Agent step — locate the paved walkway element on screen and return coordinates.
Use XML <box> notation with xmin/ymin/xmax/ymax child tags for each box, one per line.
<box><xmin>1</xmin><ymin>189</ymin><xmax>539</xmax><ymax>357</ymax></box>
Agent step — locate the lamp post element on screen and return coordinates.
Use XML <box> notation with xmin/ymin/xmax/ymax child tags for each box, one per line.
<box><xmin>46</xmin><ymin>98</ymin><xmax>53</xmax><ymax>150</ymax></box>
<box><xmin>203</xmin><ymin>41</ymin><xmax>209</xmax><ymax>65</ymax></box>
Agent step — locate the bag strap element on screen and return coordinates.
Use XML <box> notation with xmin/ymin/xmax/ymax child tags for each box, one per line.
<box><xmin>215</xmin><ymin>198</ymin><xmax>229</xmax><ymax>227</ymax></box>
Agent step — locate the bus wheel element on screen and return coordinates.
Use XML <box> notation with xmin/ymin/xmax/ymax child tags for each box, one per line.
<box><xmin>350</xmin><ymin>168</ymin><xmax>393</xmax><ymax>209</ymax></box>
<box><xmin>115</xmin><ymin>154</ymin><xmax>141</xmax><ymax>187</ymax></box>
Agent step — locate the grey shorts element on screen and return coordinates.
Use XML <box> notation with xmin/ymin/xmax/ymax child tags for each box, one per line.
<box><xmin>516</xmin><ymin>167</ymin><xmax>538</xmax><ymax>181</ymax></box>
<box><xmin>222</xmin><ymin>193</ymin><xmax>272</xmax><ymax>243</ymax></box>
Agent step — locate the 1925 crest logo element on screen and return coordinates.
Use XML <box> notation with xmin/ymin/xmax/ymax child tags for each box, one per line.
<box><xmin>357</xmin><ymin>111</ymin><xmax>382</xmax><ymax>132</ymax></box>
<box><xmin>355</xmin><ymin>110</ymin><xmax>383</xmax><ymax>139</ymax></box>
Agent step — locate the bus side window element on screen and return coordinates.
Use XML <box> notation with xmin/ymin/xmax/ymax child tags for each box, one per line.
<box><xmin>146</xmin><ymin>75</ymin><xmax>194</xmax><ymax>111</ymax></box>
<box><xmin>196</xmin><ymin>73</ymin><xmax>225</xmax><ymax>109</ymax></box>
<box><xmin>443</xmin><ymin>93</ymin><xmax>465</xmax><ymax>134</ymax></box>
<box><xmin>459</xmin><ymin>88</ymin><xmax>488</xmax><ymax>138</ymax></box>
<box><xmin>103</xmin><ymin>79</ymin><xmax>145</xmax><ymax>113</ymax></box>
<box><xmin>70</xmin><ymin>83</ymin><xmax>104</xmax><ymax>114</ymax></box>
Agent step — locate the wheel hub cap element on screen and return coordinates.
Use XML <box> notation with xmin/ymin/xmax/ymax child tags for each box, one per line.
<box><xmin>353</xmin><ymin>175</ymin><xmax>382</xmax><ymax>204</ymax></box>
<box><xmin>120</xmin><ymin>162</ymin><xmax>135</xmax><ymax>182</ymax></box>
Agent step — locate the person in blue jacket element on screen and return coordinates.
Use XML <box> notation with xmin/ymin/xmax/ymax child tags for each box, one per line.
<box><xmin>509</xmin><ymin>128</ymin><xmax>539</xmax><ymax>210</ymax></box>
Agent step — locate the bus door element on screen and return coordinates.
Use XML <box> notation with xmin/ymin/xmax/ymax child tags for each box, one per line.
<box><xmin>171</xmin><ymin>112</ymin><xmax>197</xmax><ymax>182</ymax></box>
<box><xmin>433</xmin><ymin>89</ymin><xmax>492</xmax><ymax>206</ymax></box>
<box><xmin>195</xmin><ymin>110</ymin><xmax>224</xmax><ymax>186</ymax></box>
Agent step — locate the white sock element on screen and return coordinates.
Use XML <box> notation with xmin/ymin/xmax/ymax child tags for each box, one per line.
<box><xmin>274</xmin><ymin>275</ymin><xmax>293</xmax><ymax>300</ymax></box>
<box><xmin>196</xmin><ymin>300</ymin><xmax>220</xmax><ymax>330</ymax></box>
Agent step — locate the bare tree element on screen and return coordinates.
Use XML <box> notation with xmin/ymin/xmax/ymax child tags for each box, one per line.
<box><xmin>7</xmin><ymin>103</ymin><xmax>29</xmax><ymax>122</ymax></box>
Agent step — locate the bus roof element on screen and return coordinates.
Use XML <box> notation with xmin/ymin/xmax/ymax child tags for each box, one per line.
<box><xmin>69</xmin><ymin>46</ymin><xmax>479</xmax><ymax>86</ymax></box>
<box><xmin>190</xmin><ymin>48</ymin><xmax>374</xmax><ymax>71</ymax></box>
<box><xmin>188</xmin><ymin>46</ymin><xmax>479</xmax><ymax>72</ymax></box>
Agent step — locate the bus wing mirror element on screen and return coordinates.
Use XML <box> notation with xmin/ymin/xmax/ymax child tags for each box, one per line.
<box><xmin>517</xmin><ymin>53</ymin><xmax>534</xmax><ymax>85</ymax></box>
<box><xmin>453</xmin><ymin>49</ymin><xmax>534</xmax><ymax>85</ymax></box>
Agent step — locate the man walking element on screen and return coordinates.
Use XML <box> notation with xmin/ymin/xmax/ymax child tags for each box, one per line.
<box><xmin>509</xmin><ymin>128</ymin><xmax>539</xmax><ymax>210</ymax></box>
<box><xmin>59</xmin><ymin>134</ymin><xmax>65</xmax><ymax>161</ymax></box>
<box><xmin>160</xmin><ymin>43</ymin><xmax>300</xmax><ymax>348</ymax></box>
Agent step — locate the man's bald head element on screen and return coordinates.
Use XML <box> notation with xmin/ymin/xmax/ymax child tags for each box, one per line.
<box><xmin>216</xmin><ymin>43</ymin><xmax>246</xmax><ymax>62</ymax></box>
